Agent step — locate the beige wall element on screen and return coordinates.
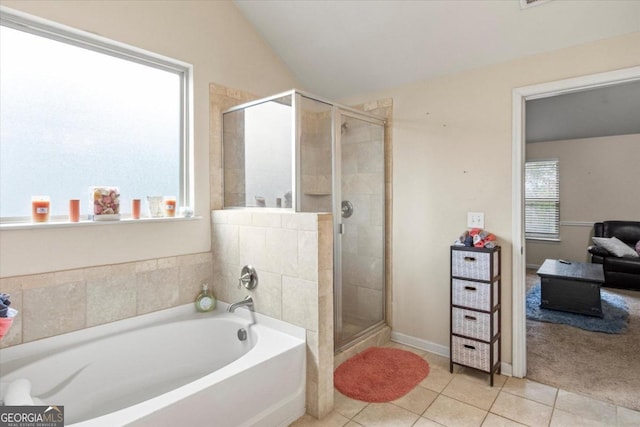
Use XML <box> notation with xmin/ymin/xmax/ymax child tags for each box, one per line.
<box><xmin>341</xmin><ymin>32</ymin><xmax>640</xmax><ymax>364</ymax></box>
<box><xmin>526</xmin><ymin>134</ymin><xmax>640</xmax><ymax>267</ymax></box>
<box><xmin>0</xmin><ymin>0</ymin><xmax>299</xmax><ymax>277</ymax></box>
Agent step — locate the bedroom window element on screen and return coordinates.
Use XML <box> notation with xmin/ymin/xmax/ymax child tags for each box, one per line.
<box><xmin>525</xmin><ymin>159</ymin><xmax>560</xmax><ymax>240</ymax></box>
<box><xmin>0</xmin><ymin>9</ymin><xmax>191</xmax><ymax>222</ymax></box>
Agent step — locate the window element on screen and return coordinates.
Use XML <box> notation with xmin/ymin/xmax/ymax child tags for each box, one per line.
<box><xmin>525</xmin><ymin>160</ymin><xmax>559</xmax><ymax>239</ymax></box>
<box><xmin>0</xmin><ymin>9</ymin><xmax>191</xmax><ymax>221</ymax></box>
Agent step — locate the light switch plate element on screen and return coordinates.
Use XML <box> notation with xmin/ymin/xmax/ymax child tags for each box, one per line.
<box><xmin>467</xmin><ymin>212</ymin><xmax>485</xmax><ymax>229</ymax></box>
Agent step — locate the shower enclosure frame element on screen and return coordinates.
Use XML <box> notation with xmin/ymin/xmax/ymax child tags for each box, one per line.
<box><xmin>221</xmin><ymin>89</ymin><xmax>387</xmax><ymax>352</ymax></box>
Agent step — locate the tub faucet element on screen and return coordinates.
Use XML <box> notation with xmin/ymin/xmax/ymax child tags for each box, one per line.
<box><xmin>227</xmin><ymin>295</ymin><xmax>254</xmax><ymax>313</ymax></box>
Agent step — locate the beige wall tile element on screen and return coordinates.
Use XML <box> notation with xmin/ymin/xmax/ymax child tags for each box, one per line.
<box><xmin>212</xmin><ymin>223</ymin><xmax>239</xmax><ymax>265</ymax></box>
<box><xmin>250</xmin><ymin>270</ymin><xmax>282</xmax><ymax>319</ymax></box>
<box><xmin>282</xmin><ymin>213</ymin><xmax>317</xmax><ymax>231</ymax></box>
<box><xmin>157</xmin><ymin>257</ymin><xmax>178</xmax><ymax>270</ymax></box>
<box><xmin>20</xmin><ymin>273</ymin><xmax>55</xmax><ymax>290</ymax></box>
<box><xmin>178</xmin><ymin>261</ymin><xmax>213</xmax><ymax>306</ymax></box>
<box><xmin>266</xmin><ymin>227</ymin><xmax>299</xmax><ymax>276</ymax></box>
<box><xmin>86</xmin><ymin>274</ymin><xmax>137</xmax><ymax>327</ymax></box>
<box><xmin>53</xmin><ymin>269</ymin><xmax>84</xmax><ymax>285</ymax></box>
<box><xmin>134</xmin><ymin>260</ymin><xmax>157</xmax><ymax>274</ymax></box>
<box><xmin>282</xmin><ymin>275</ymin><xmax>318</xmax><ymax>331</ymax></box>
<box><xmin>136</xmin><ymin>268</ymin><xmax>179</xmax><ymax>315</ymax></box>
<box><xmin>239</xmin><ymin>226</ymin><xmax>267</xmax><ymax>271</ymax></box>
<box><xmin>23</xmin><ymin>281</ymin><xmax>86</xmax><ymax>342</ymax></box>
<box><xmin>251</xmin><ymin>212</ymin><xmax>282</xmax><ymax>228</ymax></box>
<box><xmin>298</xmin><ymin>231</ymin><xmax>319</xmax><ymax>281</ymax></box>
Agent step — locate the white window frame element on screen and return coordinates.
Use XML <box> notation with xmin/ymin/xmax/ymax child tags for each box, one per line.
<box><xmin>524</xmin><ymin>159</ymin><xmax>560</xmax><ymax>240</ymax></box>
<box><xmin>0</xmin><ymin>7</ymin><xmax>193</xmax><ymax>223</ymax></box>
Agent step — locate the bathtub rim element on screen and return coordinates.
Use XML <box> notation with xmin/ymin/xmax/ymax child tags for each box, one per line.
<box><xmin>0</xmin><ymin>301</ymin><xmax>305</xmax><ymax>366</ymax></box>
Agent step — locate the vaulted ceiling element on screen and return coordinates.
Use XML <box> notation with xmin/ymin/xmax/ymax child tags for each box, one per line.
<box><xmin>234</xmin><ymin>0</ymin><xmax>640</xmax><ymax>100</ymax></box>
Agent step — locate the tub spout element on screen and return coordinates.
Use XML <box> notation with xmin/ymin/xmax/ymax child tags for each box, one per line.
<box><xmin>227</xmin><ymin>295</ymin><xmax>254</xmax><ymax>313</ymax></box>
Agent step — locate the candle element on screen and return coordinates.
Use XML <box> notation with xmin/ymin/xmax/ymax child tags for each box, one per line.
<box><xmin>31</xmin><ymin>196</ymin><xmax>50</xmax><ymax>223</ymax></box>
<box><xmin>69</xmin><ymin>199</ymin><xmax>80</xmax><ymax>222</ymax></box>
<box><xmin>132</xmin><ymin>199</ymin><xmax>141</xmax><ymax>219</ymax></box>
<box><xmin>163</xmin><ymin>196</ymin><xmax>176</xmax><ymax>217</ymax></box>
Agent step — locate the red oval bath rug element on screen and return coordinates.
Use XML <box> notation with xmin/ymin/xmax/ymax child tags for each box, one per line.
<box><xmin>334</xmin><ymin>347</ymin><xmax>430</xmax><ymax>402</ymax></box>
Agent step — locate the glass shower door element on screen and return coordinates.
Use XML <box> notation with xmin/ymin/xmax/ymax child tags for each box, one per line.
<box><xmin>335</xmin><ymin>111</ymin><xmax>385</xmax><ymax>350</ymax></box>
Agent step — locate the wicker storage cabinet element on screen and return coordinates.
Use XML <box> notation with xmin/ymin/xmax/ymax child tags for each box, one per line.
<box><xmin>450</xmin><ymin>245</ymin><xmax>501</xmax><ymax>385</ymax></box>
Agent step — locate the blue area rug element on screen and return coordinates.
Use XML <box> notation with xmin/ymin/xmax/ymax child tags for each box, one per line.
<box><xmin>526</xmin><ymin>284</ymin><xmax>629</xmax><ymax>334</ymax></box>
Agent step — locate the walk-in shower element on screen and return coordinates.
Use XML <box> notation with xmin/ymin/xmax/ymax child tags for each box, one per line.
<box><xmin>222</xmin><ymin>90</ymin><xmax>386</xmax><ymax>350</ymax></box>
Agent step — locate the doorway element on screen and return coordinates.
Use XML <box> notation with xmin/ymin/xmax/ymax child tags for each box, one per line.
<box><xmin>511</xmin><ymin>66</ymin><xmax>640</xmax><ymax>377</ymax></box>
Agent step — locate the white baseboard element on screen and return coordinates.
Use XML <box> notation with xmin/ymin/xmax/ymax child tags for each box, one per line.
<box><xmin>390</xmin><ymin>331</ymin><xmax>514</xmax><ymax>377</ymax></box>
<box><xmin>390</xmin><ymin>331</ymin><xmax>449</xmax><ymax>358</ymax></box>
<box><xmin>526</xmin><ymin>263</ymin><xmax>540</xmax><ymax>270</ymax></box>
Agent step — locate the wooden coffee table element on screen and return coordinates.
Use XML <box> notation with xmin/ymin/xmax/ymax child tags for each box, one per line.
<box><xmin>536</xmin><ymin>259</ymin><xmax>605</xmax><ymax>318</ymax></box>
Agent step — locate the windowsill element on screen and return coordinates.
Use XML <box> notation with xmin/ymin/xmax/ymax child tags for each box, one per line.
<box><xmin>0</xmin><ymin>216</ymin><xmax>202</xmax><ymax>230</ymax></box>
<box><xmin>526</xmin><ymin>236</ymin><xmax>561</xmax><ymax>243</ymax></box>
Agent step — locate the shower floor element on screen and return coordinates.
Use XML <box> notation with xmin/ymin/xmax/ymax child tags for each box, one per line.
<box><xmin>339</xmin><ymin>316</ymin><xmax>380</xmax><ymax>343</ymax></box>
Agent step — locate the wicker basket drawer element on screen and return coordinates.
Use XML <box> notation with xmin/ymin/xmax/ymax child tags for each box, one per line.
<box><xmin>452</xmin><ymin>307</ymin><xmax>498</xmax><ymax>341</ymax></box>
<box><xmin>452</xmin><ymin>279</ymin><xmax>498</xmax><ymax>311</ymax></box>
<box><xmin>451</xmin><ymin>249</ymin><xmax>498</xmax><ymax>281</ymax></box>
<box><xmin>451</xmin><ymin>336</ymin><xmax>498</xmax><ymax>372</ymax></box>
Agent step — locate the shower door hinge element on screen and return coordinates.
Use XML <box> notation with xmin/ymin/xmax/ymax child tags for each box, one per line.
<box><xmin>339</xmin><ymin>223</ymin><xmax>345</xmax><ymax>234</ymax></box>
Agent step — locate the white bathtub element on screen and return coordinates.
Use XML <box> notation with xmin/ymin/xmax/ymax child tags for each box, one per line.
<box><xmin>0</xmin><ymin>303</ymin><xmax>306</xmax><ymax>427</ymax></box>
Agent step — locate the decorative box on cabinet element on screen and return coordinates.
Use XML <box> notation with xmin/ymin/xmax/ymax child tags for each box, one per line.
<box><xmin>450</xmin><ymin>245</ymin><xmax>501</xmax><ymax>386</ymax></box>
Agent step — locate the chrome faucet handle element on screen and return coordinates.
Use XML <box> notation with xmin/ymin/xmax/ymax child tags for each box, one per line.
<box><xmin>238</xmin><ymin>272</ymin><xmax>251</xmax><ymax>288</ymax></box>
<box><xmin>237</xmin><ymin>265</ymin><xmax>258</xmax><ymax>290</ymax></box>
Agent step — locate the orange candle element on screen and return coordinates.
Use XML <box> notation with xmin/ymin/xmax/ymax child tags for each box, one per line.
<box><xmin>132</xmin><ymin>199</ymin><xmax>141</xmax><ymax>219</ymax></box>
<box><xmin>163</xmin><ymin>196</ymin><xmax>176</xmax><ymax>217</ymax></box>
<box><xmin>31</xmin><ymin>196</ymin><xmax>50</xmax><ymax>223</ymax></box>
<box><xmin>69</xmin><ymin>199</ymin><xmax>80</xmax><ymax>222</ymax></box>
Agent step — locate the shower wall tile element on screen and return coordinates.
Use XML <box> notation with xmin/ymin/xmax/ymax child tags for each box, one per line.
<box><xmin>23</xmin><ymin>281</ymin><xmax>86</xmax><ymax>342</ymax></box>
<box><xmin>358</xmin><ymin>225</ymin><xmax>384</xmax><ymax>259</ymax></box>
<box><xmin>358</xmin><ymin>287</ymin><xmax>383</xmax><ymax>321</ymax></box>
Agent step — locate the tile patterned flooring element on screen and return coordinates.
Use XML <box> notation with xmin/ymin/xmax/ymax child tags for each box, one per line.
<box><xmin>291</xmin><ymin>343</ymin><xmax>640</xmax><ymax>427</ymax></box>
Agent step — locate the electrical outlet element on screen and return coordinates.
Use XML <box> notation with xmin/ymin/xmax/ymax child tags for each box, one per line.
<box><xmin>467</xmin><ymin>212</ymin><xmax>485</xmax><ymax>229</ymax></box>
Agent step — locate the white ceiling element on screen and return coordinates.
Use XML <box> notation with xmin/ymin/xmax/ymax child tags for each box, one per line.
<box><xmin>234</xmin><ymin>0</ymin><xmax>640</xmax><ymax>99</ymax></box>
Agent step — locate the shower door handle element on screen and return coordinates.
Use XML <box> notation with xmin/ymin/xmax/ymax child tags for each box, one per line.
<box><xmin>341</xmin><ymin>200</ymin><xmax>353</xmax><ymax>218</ymax></box>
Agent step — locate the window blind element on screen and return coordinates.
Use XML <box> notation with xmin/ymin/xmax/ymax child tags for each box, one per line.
<box><xmin>525</xmin><ymin>160</ymin><xmax>559</xmax><ymax>238</ymax></box>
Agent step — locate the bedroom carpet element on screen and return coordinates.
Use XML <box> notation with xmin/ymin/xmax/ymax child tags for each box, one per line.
<box><xmin>526</xmin><ymin>270</ymin><xmax>640</xmax><ymax>411</ymax></box>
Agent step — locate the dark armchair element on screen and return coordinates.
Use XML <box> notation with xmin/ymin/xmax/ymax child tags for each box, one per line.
<box><xmin>588</xmin><ymin>221</ymin><xmax>640</xmax><ymax>290</ymax></box>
